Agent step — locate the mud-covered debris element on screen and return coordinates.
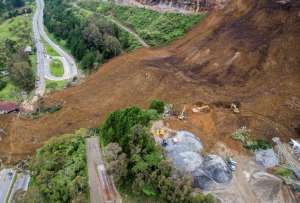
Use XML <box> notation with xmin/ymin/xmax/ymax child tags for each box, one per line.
<box><xmin>192</xmin><ymin>155</ymin><xmax>232</xmax><ymax>189</ymax></box>
<box><xmin>163</xmin><ymin>131</ymin><xmax>232</xmax><ymax>190</ymax></box>
<box><xmin>231</xmin><ymin>103</ymin><xmax>240</xmax><ymax>114</ymax></box>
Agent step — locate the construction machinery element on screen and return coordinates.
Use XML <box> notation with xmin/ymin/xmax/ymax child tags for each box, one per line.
<box><xmin>154</xmin><ymin>128</ymin><xmax>165</xmax><ymax>138</ymax></box>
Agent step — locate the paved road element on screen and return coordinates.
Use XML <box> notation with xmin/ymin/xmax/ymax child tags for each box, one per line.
<box><xmin>86</xmin><ymin>137</ymin><xmax>105</xmax><ymax>203</ymax></box>
<box><xmin>32</xmin><ymin>0</ymin><xmax>78</xmax><ymax>96</ymax></box>
<box><xmin>86</xmin><ymin>137</ymin><xmax>121</xmax><ymax>203</ymax></box>
<box><xmin>32</xmin><ymin>0</ymin><xmax>46</xmax><ymax>96</ymax></box>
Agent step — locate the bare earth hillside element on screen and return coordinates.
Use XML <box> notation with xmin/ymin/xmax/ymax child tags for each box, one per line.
<box><xmin>1</xmin><ymin>0</ymin><xmax>300</xmax><ymax>162</ymax></box>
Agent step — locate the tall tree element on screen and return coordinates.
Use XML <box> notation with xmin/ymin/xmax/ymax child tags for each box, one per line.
<box><xmin>8</xmin><ymin>58</ymin><xmax>34</xmax><ymax>92</ymax></box>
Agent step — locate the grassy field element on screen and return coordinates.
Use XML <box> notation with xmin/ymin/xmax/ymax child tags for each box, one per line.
<box><xmin>0</xmin><ymin>83</ymin><xmax>21</xmax><ymax>101</ymax></box>
<box><xmin>0</xmin><ymin>15</ymin><xmax>31</xmax><ymax>40</ymax></box>
<box><xmin>50</xmin><ymin>58</ymin><xmax>64</xmax><ymax>77</ymax></box>
<box><xmin>46</xmin><ymin>80</ymin><xmax>67</xmax><ymax>92</ymax></box>
<box><xmin>43</xmin><ymin>40</ymin><xmax>59</xmax><ymax>56</ymax></box>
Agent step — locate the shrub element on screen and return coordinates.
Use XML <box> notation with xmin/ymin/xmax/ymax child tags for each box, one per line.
<box><xmin>232</xmin><ymin>127</ymin><xmax>271</xmax><ymax>151</ymax></box>
<box><xmin>232</xmin><ymin>126</ymin><xmax>251</xmax><ymax>143</ymax></box>
<box><xmin>190</xmin><ymin>193</ymin><xmax>215</xmax><ymax>203</ymax></box>
<box><xmin>0</xmin><ymin>80</ymin><xmax>7</xmax><ymax>91</ymax></box>
<box><xmin>274</xmin><ymin>167</ymin><xmax>294</xmax><ymax>178</ymax></box>
<box><xmin>244</xmin><ymin>139</ymin><xmax>272</xmax><ymax>150</ymax></box>
<box><xmin>149</xmin><ymin>99</ymin><xmax>165</xmax><ymax>114</ymax></box>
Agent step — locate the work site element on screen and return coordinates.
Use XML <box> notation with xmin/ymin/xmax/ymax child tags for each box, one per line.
<box><xmin>0</xmin><ymin>0</ymin><xmax>299</xmax><ymax>202</ymax></box>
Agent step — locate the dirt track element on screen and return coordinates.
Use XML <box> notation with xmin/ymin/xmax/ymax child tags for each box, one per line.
<box><xmin>0</xmin><ymin>0</ymin><xmax>300</xmax><ymax>162</ymax></box>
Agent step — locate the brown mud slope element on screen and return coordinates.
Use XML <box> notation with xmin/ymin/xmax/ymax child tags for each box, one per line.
<box><xmin>1</xmin><ymin>0</ymin><xmax>300</xmax><ymax>162</ymax></box>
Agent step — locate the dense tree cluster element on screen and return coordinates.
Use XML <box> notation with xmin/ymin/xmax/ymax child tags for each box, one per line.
<box><xmin>0</xmin><ymin>0</ymin><xmax>25</xmax><ymax>11</ymax></box>
<box><xmin>101</xmin><ymin>106</ymin><xmax>215</xmax><ymax>203</ymax></box>
<box><xmin>44</xmin><ymin>0</ymin><xmax>132</xmax><ymax>71</ymax></box>
<box><xmin>0</xmin><ymin>0</ymin><xmax>30</xmax><ymax>19</ymax></box>
<box><xmin>23</xmin><ymin>130</ymin><xmax>89</xmax><ymax>203</ymax></box>
<box><xmin>149</xmin><ymin>99</ymin><xmax>165</xmax><ymax>114</ymax></box>
<box><xmin>0</xmin><ymin>39</ymin><xmax>34</xmax><ymax>93</ymax></box>
<box><xmin>0</xmin><ymin>0</ymin><xmax>34</xmax><ymax>95</ymax></box>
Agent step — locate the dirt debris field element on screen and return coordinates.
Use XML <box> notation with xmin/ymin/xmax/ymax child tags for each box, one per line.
<box><xmin>0</xmin><ymin>0</ymin><xmax>300</xmax><ymax>164</ymax></box>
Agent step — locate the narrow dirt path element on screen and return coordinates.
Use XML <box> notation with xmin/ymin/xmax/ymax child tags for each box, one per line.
<box><xmin>72</xmin><ymin>2</ymin><xmax>149</xmax><ymax>48</ymax></box>
<box><xmin>104</xmin><ymin>15</ymin><xmax>150</xmax><ymax>48</ymax></box>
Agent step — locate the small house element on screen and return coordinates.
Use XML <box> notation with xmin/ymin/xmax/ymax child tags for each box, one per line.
<box><xmin>0</xmin><ymin>102</ymin><xmax>19</xmax><ymax>115</ymax></box>
<box><xmin>24</xmin><ymin>46</ymin><xmax>32</xmax><ymax>54</ymax></box>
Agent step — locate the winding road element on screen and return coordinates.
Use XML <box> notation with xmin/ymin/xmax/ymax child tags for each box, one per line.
<box><xmin>32</xmin><ymin>0</ymin><xmax>78</xmax><ymax>96</ymax></box>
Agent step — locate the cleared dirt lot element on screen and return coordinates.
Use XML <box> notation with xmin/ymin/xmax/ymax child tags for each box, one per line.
<box><xmin>0</xmin><ymin>0</ymin><xmax>300</xmax><ymax>162</ymax></box>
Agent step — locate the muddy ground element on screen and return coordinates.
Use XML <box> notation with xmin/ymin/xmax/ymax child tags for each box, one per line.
<box><xmin>0</xmin><ymin>0</ymin><xmax>300</xmax><ymax>163</ymax></box>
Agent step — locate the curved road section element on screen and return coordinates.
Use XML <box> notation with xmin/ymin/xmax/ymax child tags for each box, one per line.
<box><xmin>33</xmin><ymin>0</ymin><xmax>78</xmax><ymax>96</ymax></box>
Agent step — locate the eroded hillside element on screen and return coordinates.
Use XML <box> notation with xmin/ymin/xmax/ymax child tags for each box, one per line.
<box><xmin>1</xmin><ymin>0</ymin><xmax>300</xmax><ymax>162</ymax></box>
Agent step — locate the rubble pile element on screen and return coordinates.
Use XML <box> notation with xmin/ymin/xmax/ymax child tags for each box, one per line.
<box><xmin>163</xmin><ymin>131</ymin><xmax>232</xmax><ymax>190</ymax></box>
<box><xmin>255</xmin><ymin>149</ymin><xmax>279</xmax><ymax>168</ymax></box>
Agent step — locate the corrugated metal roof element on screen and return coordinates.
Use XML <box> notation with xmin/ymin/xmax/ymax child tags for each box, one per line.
<box><xmin>0</xmin><ymin>102</ymin><xmax>18</xmax><ymax>113</ymax></box>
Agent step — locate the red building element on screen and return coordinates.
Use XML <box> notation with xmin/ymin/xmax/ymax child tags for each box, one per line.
<box><xmin>0</xmin><ymin>102</ymin><xmax>19</xmax><ymax>115</ymax></box>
